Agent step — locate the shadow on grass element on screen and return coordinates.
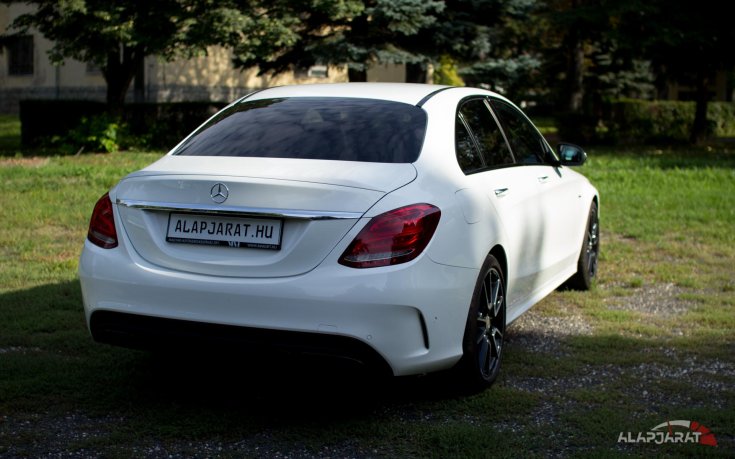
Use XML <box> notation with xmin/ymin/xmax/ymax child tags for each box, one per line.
<box><xmin>0</xmin><ymin>145</ymin><xmax>74</xmax><ymax>158</ymax></box>
<box><xmin>0</xmin><ymin>281</ymin><xmax>473</xmax><ymax>429</ymax></box>
<box><xmin>0</xmin><ymin>135</ymin><xmax>21</xmax><ymax>156</ymax></box>
<box><xmin>2</xmin><ymin>281</ymin><xmax>733</xmax><ymax>454</ymax></box>
<box><xmin>588</xmin><ymin>143</ymin><xmax>735</xmax><ymax>169</ymax></box>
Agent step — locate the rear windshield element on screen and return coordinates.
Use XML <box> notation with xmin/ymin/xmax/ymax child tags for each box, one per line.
<box><xmin>173</xmin><ymin>97</ymin><xmax>427</xmax><ymax>163</ymax></box>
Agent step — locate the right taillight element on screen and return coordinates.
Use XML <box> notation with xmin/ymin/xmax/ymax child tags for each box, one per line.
<box><xmin>339</xmin><ymin>203</ymin><xmax>441</xmax><ymax>268</ymax></box>
<box><xmin>87</xmin><ymin>192</ymin><xmax>118</xmax><ymax>249</ymax></box>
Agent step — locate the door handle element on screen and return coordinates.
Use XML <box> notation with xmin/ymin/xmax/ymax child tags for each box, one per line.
<box><xmin>494</xmin><ymin>188</ymin><xmax>509</xmax><ymax>197</ymax></box>
<box><xmin>537</xmin><ymin>175</ymin><xmax>549</xmax><ymax>183</ymax></box>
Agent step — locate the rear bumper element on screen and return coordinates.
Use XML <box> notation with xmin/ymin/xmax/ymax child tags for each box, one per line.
<box><xmin>79</xmin><ymin>240</ymin><xmax>477</xmax><ymax>376</ymax></box>
<box><xmin>90</xmin><ymin>310</ymin><xmax>393</xmax><ymax>375</ymax></box>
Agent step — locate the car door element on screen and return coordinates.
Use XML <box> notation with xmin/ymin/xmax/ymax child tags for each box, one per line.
<box><xmin>455</xmin><ymin>97</ymin><xmax>546</xmax><ymax>313</ymax></box>
<box><xmin>489</xmin><ymin>98</ymin><xmax>586</xmax><ymax>290</ymax></box>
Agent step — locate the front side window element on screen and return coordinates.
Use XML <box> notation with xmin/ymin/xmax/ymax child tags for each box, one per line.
<box><xmin>457</xmin><ymin>98</ymin><xmax>514</xmax><ymax>171</ymax></box>
<box><xmin>490</xmin><ymin>99</ymin><xmax>549</xmax><ymax>165</ymax></box>
<box><xmin>6</xmin><ymin>35</ymin><xmax>34</xmax><ymax>76</ymax></box>
<box><xmin>174</xmin><ymin>97</ymin><xmax>427</xmax><ymax>163</ymax></box>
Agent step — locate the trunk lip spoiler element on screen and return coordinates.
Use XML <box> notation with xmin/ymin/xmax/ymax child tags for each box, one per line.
<box><xmin>116</xmin><ymin>198</ymin><xmax>363</xmax><ymax>221</ymax></box>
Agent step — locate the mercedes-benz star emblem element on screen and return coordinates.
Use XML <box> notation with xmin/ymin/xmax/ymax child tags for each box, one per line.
<box><xmin>210</xmin><ymin>183</ymin><xmax>229</xmax><ymax>204</ymax></box>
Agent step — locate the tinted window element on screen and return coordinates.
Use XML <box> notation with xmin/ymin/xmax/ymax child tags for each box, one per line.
<box><xmin>7</xmin><ymin>35</ymin><xmax>34</xmax><ymax>76</ymax></box>
<box><xmin>458</xmin><ymin>99</ymin><xmax>514</xmax><ymax>169</ymax></box>
<box><xmin>490</xmin><ymin>99</ymin><xmax>548</xmax><ymax>165</ymax></box>
<box><xmin>173</xmin><ymin>97</ymin><xmax>427</xmax><ymax>163</ymax></box>
<box><xmin>455</xmin><ymin>117</ymin><xmax>483</xmax><ymax>173</ymax></box>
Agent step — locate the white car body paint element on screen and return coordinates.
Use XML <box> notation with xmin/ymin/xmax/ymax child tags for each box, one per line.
<box><xmin>79</xmin><ymin>83</ymin><xmax>598</xmax><ymax>377</ymax></box>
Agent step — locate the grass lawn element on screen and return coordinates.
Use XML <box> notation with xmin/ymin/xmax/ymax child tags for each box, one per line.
<box><xmin>1</xmin><ymin>115</ymin><xmax>733</xmax><ymax>456</ymax></box>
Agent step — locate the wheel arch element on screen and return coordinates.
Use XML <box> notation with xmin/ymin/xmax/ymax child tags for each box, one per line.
<box><xmin>454</xmin><ymin>245</ymin><xmax>508</xmax><ymax>390</ymax></box>
<box><xmin>489</xmin><ymin>244</ymin><xmax>507</xmax><ymax>285</ymax></box>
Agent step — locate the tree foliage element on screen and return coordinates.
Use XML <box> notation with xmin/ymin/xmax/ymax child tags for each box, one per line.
<box><xmin>3</xmin><ymin>0</ymin><xmax>731</xmax><ymax>144</ymax></box>
<box><xmin>232</xmin><ymin>0</ymin><xmax>446</xmax><ymax>82</ymax></box>
<box><xmin>459</xmin><ymin>0</ymin><xmax>544</xmax><ymax>99</ymax></box>
<box><xmin>432</xmin><ymin>55</ymin><xmax>464</xmax><ymax>86</ymax></box>
<box><xmin>232</xmin><ymin>0</ymin><xmax>526</xmax><ymax>84</ymax></box>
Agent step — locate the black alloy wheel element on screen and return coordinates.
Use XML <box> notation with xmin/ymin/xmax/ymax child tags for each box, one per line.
<box><xmin>456</xmin><ymin>254</ymin><xmax>506</xmax><ymax>391</ymax></box>
<box><xmin>566</xmin><ymin>201</ymin><xmax>599</xmax><ymax>290</ymax></box>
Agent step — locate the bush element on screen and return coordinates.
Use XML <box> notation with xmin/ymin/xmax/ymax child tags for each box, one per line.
<box><xmin>554</xmin><ymin>100</ymin><xmax>735</xmax><ymax>145</ymax></box>
<box><xmin>121</xmin><ymin>102</ymin><xmax>226</xmax><ymax>149</ymax></box>
<box><xmin>555</xmin><ymin>112</ymin><xmax>600</xmax><ymax>144</ymax></box>
<box><xmin>19</xmin><ymin>100</ymin><xmax>227</xmax><ymax>151</ymax></box>
<box><xmin>19</xmin><ymin>100</ymin><xmax>107</xmax><ymax>147</ymax></box>
<box><xmin>607</xmin><ymin>99</ymin><xmax>735</xmax><ymax>144</ymax></box>
<box><xmin>707</xmin><ymin>102</ymin><xmax>735</xmax><ymax>137</ymax></box>
<box><xmin>51</xmin><ymin>114</ymin><xmax>120</xmax><ymax>154</ymax></box>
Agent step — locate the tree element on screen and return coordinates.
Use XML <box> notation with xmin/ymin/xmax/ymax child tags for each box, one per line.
<box><xmin>539</xmin><ymin>0</ymin><xmax>734</xmax><ymax>143</ymax></box>
<box><xmin>399</xmin><ymin>0</ymin><xmax>503</xmax><ymax>84</ymax></box>
<box><xmin>231</xmin><ymin>0</ymin><xmax>444</xmax><ymax>82</ymax></box>
<box><xmin>516</xmin><ymin>0</ymin><xmax>662</xmax><ymax>144</ymax></box>
<box><xmin>620</xmin><ymin>0</ymin><xmax>735</xmax><ymax>143</ymax></box>
<box><xmin>458</xmin><ymin>0</ymin><xmax>545</xmax><ymax>99</ymax></box>
<box><xmin>539</xmin><ymin>0</ymin><xmax>617</xmax><ymax>113</ymax></box>
<box><xmin>2</xmin><ymin>0</ymin><xmax>255</xmax><ymax>108</ymax></box>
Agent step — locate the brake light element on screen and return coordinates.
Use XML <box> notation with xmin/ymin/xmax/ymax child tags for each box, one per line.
<box><xmin>87</xmin><ymin>192</ymin><xmax>118</xmax><ymax>249</ymax></box>
<box><xmin>339</xmin><ymin>204</ymin><xmax>441</xmax><ymax>268</ymax></box>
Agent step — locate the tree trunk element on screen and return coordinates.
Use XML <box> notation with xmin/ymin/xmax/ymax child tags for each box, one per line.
<box><xmin>348</xmin><ymin>67</ymin><xmax>367</xmax><ymax>82</ymax></box>
<box><xmin>103</xmin><ymin>44</ymin><xmax>144</xmax><ymax>112</ymax></box>
<box><xmin>134</xmin><ymin>57</ymin><xmax>145</xmax><ymax>103</ymax></box>
<box><xmin>690</xmin><ymin>71</ymin><xmax>710</xmax><ymax>144</ymax></box>
<box><xmin>405</xmin><ymin>63</ymin><xmax>427</xmax><ymax>83</ymax></box>
<box><xmin>563</xmin><ymin>0</ymin><xmax>585</xmax><ymax>113</ymax></box>
<box><xmin>566</xmin><ymin>34</ymin><xmax>585</xmax><ymax>113</ymax></box>
<box><xmin>347</xmin><ymin>15</ymin><xmax>369</xmax><ymax>83</ymax></box>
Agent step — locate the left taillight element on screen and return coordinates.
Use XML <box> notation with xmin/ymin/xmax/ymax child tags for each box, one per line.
<box><xmin>87</xmin><ymin>192</ymin><xmax>118</xmax><ymax>249</ymax></box>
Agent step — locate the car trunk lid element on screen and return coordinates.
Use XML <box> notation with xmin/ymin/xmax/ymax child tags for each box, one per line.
<box><xmin>114</xmin><ymin>156</ymin><xmax>416</xmax><ymax>278</ymax></box>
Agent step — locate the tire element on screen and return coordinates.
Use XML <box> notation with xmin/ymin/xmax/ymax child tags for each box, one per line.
<box><xmin>454</xmin><ymin>254</ymin><xmax>507</xmax><ymax>391</ymax></box>
<box><xmin>565</xmin><ymin>201</ymin><xmax>599</xmax><ymax>290</ymax></box>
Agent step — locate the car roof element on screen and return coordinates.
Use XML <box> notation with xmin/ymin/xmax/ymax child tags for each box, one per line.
<box><xmin>244</xmin><ymin>83</ymin><xmax>453</xmax><ymax>106</ymax></box>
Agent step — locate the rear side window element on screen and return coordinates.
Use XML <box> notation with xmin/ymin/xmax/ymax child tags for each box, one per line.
<box><xmin>455</xmin><ymin>119</ymin><xmax>484</xmax><ymax>173</ymax></box>
<box><xmin>457</xmin><ymin>98</ymin><xmax>514</xmax><ymax>171</ymax></box>
<box><xmin>173</xmin><ymin>97</ymin><xmax>427</xmax><ymax>163</ymax></box>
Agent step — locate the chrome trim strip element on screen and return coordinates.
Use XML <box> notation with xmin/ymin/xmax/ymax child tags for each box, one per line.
<box><xmin>116</xmin><ymin>199</ymin><xmax>362</xmax><ymax>220</ymax></box>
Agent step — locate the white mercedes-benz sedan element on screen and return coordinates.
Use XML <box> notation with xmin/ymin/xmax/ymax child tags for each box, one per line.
<box><xmin>79</xmin><ymin>83</ymin><xmax>599</xmax><ymax>390</ymax></box>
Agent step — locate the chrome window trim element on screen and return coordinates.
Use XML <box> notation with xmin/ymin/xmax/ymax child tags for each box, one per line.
<box><xmin>116</xmin><ymin>199</ymin><xmax>362</xmax><ymax>220</ymax></box>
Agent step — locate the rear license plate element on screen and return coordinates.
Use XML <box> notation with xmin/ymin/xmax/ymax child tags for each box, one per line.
<box><xmin>166</xmin><ymin>213</ymin><xmax>283</xmax><ymax>250</ymax></box>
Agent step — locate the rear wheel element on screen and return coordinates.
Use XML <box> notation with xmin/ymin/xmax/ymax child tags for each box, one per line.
<box><xmin>455</xmin><ymin>254</ymin><xmax>506</xmax><ymax>391</ymax></box>
<box><xmin>566</xmin><ymin>202</ymin><xmax>599</xmax><ymax>290</ymax></box>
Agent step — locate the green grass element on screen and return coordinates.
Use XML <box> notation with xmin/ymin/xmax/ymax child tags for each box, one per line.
<box><xmin>1</xmin><ymin>122</ymin><xmax>733</xmax><ymax>456</ymax></box>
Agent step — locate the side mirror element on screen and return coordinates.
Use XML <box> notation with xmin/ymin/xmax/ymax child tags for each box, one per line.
<box><xmin>557</xmin><ymin>143</ymin><xmax>587</xmax><ymax>166</ymax></box>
